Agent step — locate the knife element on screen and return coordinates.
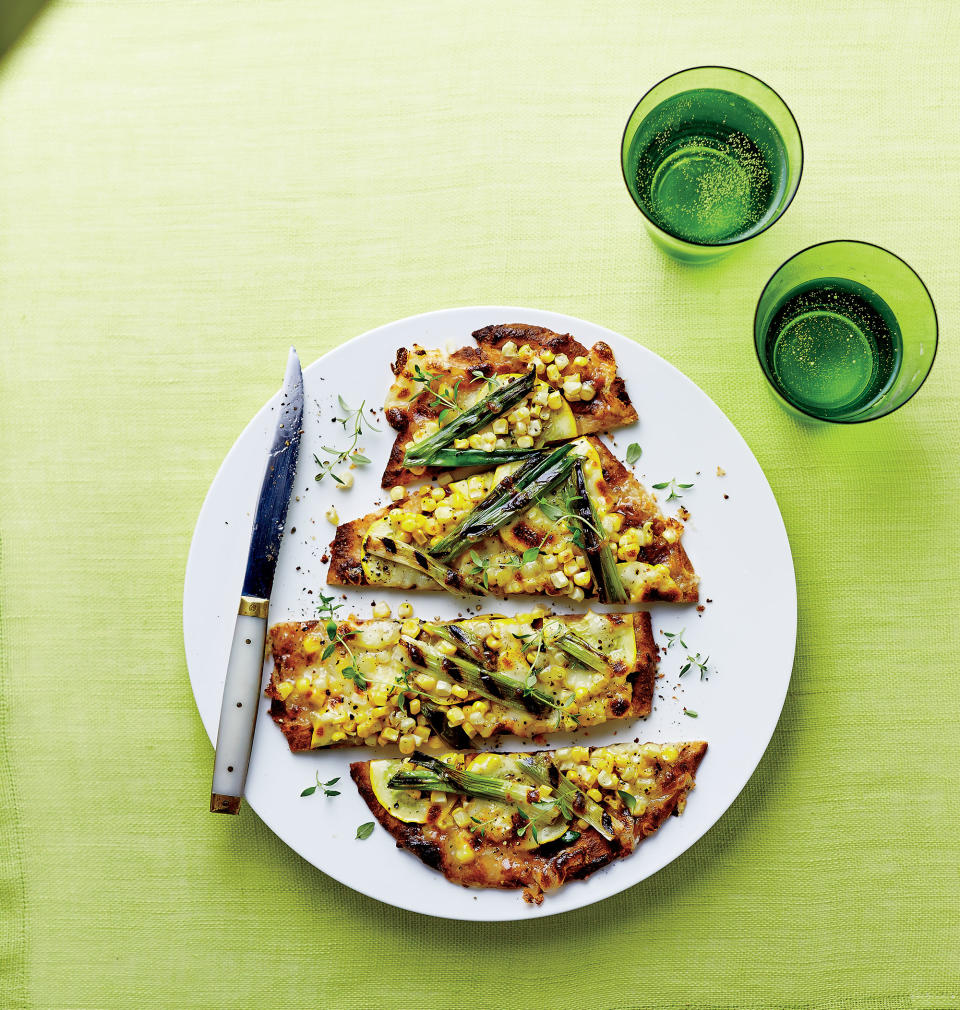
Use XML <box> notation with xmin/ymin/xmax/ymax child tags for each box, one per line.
<box><xmin>210</xmin><ymin>348</ymin><xmax>304</xmax><ymax>814</ymax></box>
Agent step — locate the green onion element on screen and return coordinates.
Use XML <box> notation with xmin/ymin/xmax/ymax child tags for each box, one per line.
<box><xmin>388</xmin><ymin>751</ymin><xmax>544</xmax><ymax>806</ymax></box>
<box><xmin>517</xmin><ymin>754</ymin><xmax>622</xmax><ymax>841</ymax></box>
<box><xmin>428</xmin><ymin>444</ymin><xmax>576</xmax><ymax>563</ymax></box>
<box><xmin>417</xmin><ymin>699</ymin><xmax>473</xmax><ymax>749</ymax></box>
<box><xmin>552</xmin><ymin>627</ymin><xmax>610</xmax><ymax>672</ymax></box>
<box><xmin>411</xmin><ymin>447</ymin><xmax>542</xmax><ymax>468</ymax></box>
<box><xmin>403</xmin><ymin>370</ymin><xmax>536</xmax><ymax>467</ymax></box>
<box><xmin>421</xmin><ymin>621</ymin><xmax>492</xmax><ymax>669</ymax></box>
<box><xmin>366</xmin><ymin>536</ymin><xmax>490</xmax><ymax>597</ymax></box>
<box><xmin>568</xmin><ymin>460</ymin><xmax>627</xmax><ymax>604</ymax></box>
<box><xmin>401</xmin><ymin>634</ymin><xmax>563</xmax><ymax>720</ymax></box>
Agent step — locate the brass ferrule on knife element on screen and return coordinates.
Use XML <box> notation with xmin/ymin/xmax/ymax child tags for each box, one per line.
<box><xmin>238</xmin><ymin>595</ymin><xmax>269</xmax><ymax>619</ymax></box>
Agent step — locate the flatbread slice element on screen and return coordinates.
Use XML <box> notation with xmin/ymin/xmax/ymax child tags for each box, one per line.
<box><xmin>267</xmin><ymin>609</ymin><xmax>657</xmax><ymax>751</ymax></box>
<box><xmin>329</xmin><ymin>435</ymin><xmax>699</xmax><ymax>603</ymax></box>
<box><xmin>350</xmin><ymin>740</ymin><xmax>707</xmax><ymax>903</ymax></box>
<box><xmin>382</xmin><ymin>323</ymin><xmax>638</xmax><ymax>487</ymax></box>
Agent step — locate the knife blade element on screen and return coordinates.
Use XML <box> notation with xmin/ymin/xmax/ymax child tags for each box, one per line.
<box><xmin>210</xmin><ymin>348</ymin><xmax>304</xmax><ymax>814</ymax></box>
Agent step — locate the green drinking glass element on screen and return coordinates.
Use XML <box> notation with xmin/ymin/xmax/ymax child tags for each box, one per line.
<box><xmin>621</xmin><ymin>66</ymin><xmax>803</xmax><ymax>263</ymax></box>
<box><xmin>754</xmin><ymin>241</ymin><xmax>938</xmax><ymax>423</ymax></box>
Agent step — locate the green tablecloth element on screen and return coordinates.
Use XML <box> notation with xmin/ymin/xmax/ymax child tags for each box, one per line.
<box><xmin>2</xmin><ymin>2</ymin><xmax>957</xmax><ymax>1007</ymax></box>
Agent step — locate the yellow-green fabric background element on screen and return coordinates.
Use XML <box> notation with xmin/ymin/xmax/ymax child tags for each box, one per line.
<box><xmin>1</xmin><ymin>2</ymin><xmax>957</xmax><ymax>1007</ymax></box>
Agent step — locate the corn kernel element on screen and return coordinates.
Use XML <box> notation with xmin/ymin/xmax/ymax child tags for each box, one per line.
<box><xmin>468</xmin><ymin>710</ymin><xmax>485</xmax><ymax>726</ymax></box>
<box><xmin>547</xmin><ymin>390</ymin><xmax>563</xmax><ymax>410</ymax></box>
<box><xmin>580</xmin><ymin>382</ymin><xmax>596</xmax><ymax>401</ymax></box>
<box><xmin>542</xmin><ymin>554</ymin><xmax>558</xmax><ymax>571</ymax></box>
<box><xmin>372</xmin><ymin>600</ymin><xmax>391</xmax><ymax>619</ymax></box>
<box><xmin>461</xmin><ymin>720</ymin><xmax>477</xmax><ymax>738</ymax></box>
<box><xmin>454</xmin><ymin>837</ymin><xmax>476</xmax><ymax>863</ymax></box>
<box><xmin>415</xmin><ymin>673</ymin><xmax>437</xmax><ymax>691</ymax></box>
<box><xmin>550</xmin><ymin>571</ymin><xmax>569</xmax><ymax>589</ymax></box>
<box><xmin>454</xmin><ymin>438</ymin><xmax>470</xmax><ymax>449</ymax></box>
<box><xmin>554</xmin><ymin>353</ymin><xmax>569</xmax><ymax>371</ymax></box>
<box><xmin>388</xmin><ymin>486</ymin><xmax>406</xmax><ymax>503</ymax></box>
<box><xmin>276</xmin><ymin>682</ymin><xmax>293</xmax><ymax>701</ymax></box>
<box><xmin>369</xmin><ymin>685</ymin><xmax>390</xmax><ymax>707</ymax></box>
<box><xmin>618</xmin><ymin>542</ymin><xmax>640</xmax><ymax>562</ymax></box>
<box><xmin>437</xmin><ymin>471</ymin><xmax>453</xmax><ymax>486</ymax></box>
<box><xmin>516</xmin><ymin>435</ymin><xmax>534</xmax><ymax>449</ymax></box>
<box><xmin>325</xmin><ymin>506</ymin><xmax>339</xmax><ymax>524</ymax></box>
<box><xmin>453</xmin><ymin>807</ymin><xmax>472</xmax><ymax>828</ymax></box>
<box><xmin>558</xmin><ymin>547</ymin><xmax>574</xmax><ymax>564</ymax></box>
<box><xmin>540</xmin><ymin>349</ymin><xmax>555</xmax><ymax>363</ymax></box>
<box><xmin>563</xmin><ymin>560</ymin><xmax>579</xmax><ymax>578</ymax></box>
<box><xmin>401</xmin><ymin>618</ymin><xmax>420</xmax><ymax>639</ymax></box>
<box><xmin>569</xmin><ymin>586</ymin><xmax>585</xmax><ymax>601</ymax></box>
<box><xmin>532</xmin><ymin>357</ymin><xmax>545</xmax><ymax>376</ymax></box>
<box><xmin>450</xmin><ymin>684</ymin><xmax>470</xmax><ymax>700</ymax></box>
<box><xmin>399</xmin><ymin>515</ymin><xmax>417</xmax><ymax>533</ymax></box>
<box><xmin>603</xmin><ymin>512</ymin><xmax>623</xmax><ymax>534</ymax></box>
<box><xmin>446</xmin><ymin>707</ymin><xmax>465</xmax><ymax>726</ymax></box>
<box><xmin>572</xmin><ymin>355</ymin><xmax>588</xmax><ymax>369</ymax></box>
<box><xmin>502</xmin><ymin>341</ymin><xmax>518</xmax><ymax>358</ymax></box>
<box><xmin>398</xmin><ymin>734</ymin><xmax>416</xmax><ymax>755</ymax></box>
<box><xmin>408</xmin><ymin>698</ymin><xmax>421</xmax><ymax>715</ymax></box>
<box><xmin>295</xmin><ymin>676</ymin><xmax>311</xmax><ymax>693</ymax></box>
<box><xmin>528</xmin><ymin>419</ymin><xmax>542</xmax><ymax>437</ymax></box>
<box><xmin>518</xmin><ymin>343</ymin><xmax>533</xmax><ymax>361</ymax></box>
<box><xmin>380</xmin><ymin>727</ymin><xmax>400</xmax><ymax>743</ymax></box>
<box><xmin>546</xmin><ymin>363</ymin><xmax>561</xmax><ymax>384</ymax></box>
<box><xmin>513</xmin><ymin>421</ymin><xmax>527</xmax><ymax>436</ymax></box>
<box><xmin>408</xmin><ymin>465</ymin><xmax>426</xmax><ymax>476</ymax></box>
<box><xmin>434</xmin><ymin>679</ymin><xmax>452</xmax><ymax>697</ymax></box>
<box><xmin>586</xmin><ymin>788</ymin><xmax>603</xmax><ymax>802</ymax></box>
<box><xmin>563</xmin><ymin>380</ymin><xmax>582</xmax><ymax>400</ymax></box>
<box><xmin>420</xmin><ymin>497</ymin><xmax>437</xmax><ymax>513</ymax></box>
<box><xmin>597</xmin><ymin>769</ymin><xmax>619</xmax><ymax>789</ymax></box>
<box><xmin>398</xmin><ymin>602</ymin><xmax>413</xmax><ymax>619</ymax></box>
<box><xmin>335</xmin><ymin>471</ymin><xmax>354</xmax><ymax>490</ymax></box>
<box><xmin>485</xmin><ymin>633</ymin><xmax>501</xmax><ymax>650</ymax></box>
<box><xmin>492</xmin><ymin>418</ymin><xmax>508</xmax><ymax>435</ymax></box>
<box><xmin>662</xmin><ymin>745</ymin><xmax>679</xmax><ymax>762</ymax></box>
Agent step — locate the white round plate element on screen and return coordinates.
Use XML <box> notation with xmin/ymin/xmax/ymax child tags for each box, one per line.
<box><xmin>184</xmin><ymin>306</ymin><xmax>796</xmax><ymax>921</ymax></box>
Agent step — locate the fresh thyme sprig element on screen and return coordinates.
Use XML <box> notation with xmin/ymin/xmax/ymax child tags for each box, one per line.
<box><xmin>662</xmin><ymin>627</ymin><xmax>687</xmax><ymax>651</ymax></box>
<box><xmin>315</xmin><ymin>593</ymin><xmax>366</xmax><ymax>691</ymax></box>
<box><xmin>680</xmin><ymin>653</ymin><xmax>710</xmax><ymax>680</ymax></box>
<box><xmin>314</xmin><ymin>396</ymin><xmax>378</xmax><ymax>483</ymax></box>
<box><xmin>470</xmin><ymin>368</ymin><xmax>500</xmax><ymax>393</ymax></box>
<box><xmin>467</xmin><ymin>549</ymin><xmax>492</xmax><ymax>589</ymax></box>
<box><xmin>300</xmin><ymin>771</ymin><xmax>341</xmax><ymax>798</ymax></box>
<box><xmin>412</xmin><ymin>363</ymin><xmax>462</xmax><ymax>423</ymax></box>
<box><xmin>651</xmin><ymin>477</ymin><xmax>694</xmax><ymax>502</ymax></box>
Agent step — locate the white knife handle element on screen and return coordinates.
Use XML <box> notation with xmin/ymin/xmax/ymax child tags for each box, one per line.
<box><xmin>210</xmin><ymin>597</ymin><xmax>269</xmax><ymax>814</ymax></box>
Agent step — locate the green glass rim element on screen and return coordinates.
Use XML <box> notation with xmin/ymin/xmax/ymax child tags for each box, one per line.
<box><xmin>753</xmin><ymin>239</ymin><xmax>939</xmax><ymax>424</ymax></box>
<box><xmin>620</xmin><ymin>65</ymin><xmax>804</xmax><ymax>249</ymax></box>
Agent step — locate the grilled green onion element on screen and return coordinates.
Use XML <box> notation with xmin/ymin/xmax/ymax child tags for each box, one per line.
<box><xmin>417</xmin><ymin>699</ymin><xmax>473</xmax><ymax>749</ymax></box>
<box><xmin>428</xmin><ymin>444</ymin><xmax>576</xmax><ymax>563</ymax></box>
<box><xmin>366</xmin><ymin>536</ymin><xmax>490</xmax><ymax>596</ymax></box>
<box><xmin>388</xmin><ymin>751</ymin><xmax>544</xmax><ymax>806</ymax></box>
<box><xmin>410</xmin><ymin>447</ymin><xmax>542</xmax><ymax>469</ymax></box>
<box><xmin>401</xmin><ymin>634</ymin><xmax>563</xmax><ymax>720</ymax></box>
<box><xmin>517</xmin><ymin>753</ymin><xmax>622</xmax><ymax>841</ymax></box>
<box><xmin>421</xmin><ymin>621</ymin><xmax>492</xmax><ymax>669</ymax></box>
<box><xmin>553</xmin><ymin>628</ymin><xmax>610</xmax><ymax>672</ymax></box>
<box><xmin>404</xmin><ymin>370</ymin><xmax>536</xmax><ymax>467</ymax></box>
<box><xmin>569</xmin><ymin>460</ymin><xmax>627</xmax><ymax>604</ymax></box>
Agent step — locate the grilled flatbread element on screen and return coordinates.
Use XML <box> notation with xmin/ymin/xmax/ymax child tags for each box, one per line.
<box><xmin>350</xmin><ymin>741</ymin><xmax>707</xmax><ymax>903</ymax></box>
<box><xmin>329</xmin><ymin>435</ymin><xmax>698</xmax><ymax>603</ymax></box>
<box><xmin>382</xmin><ymin>323</ymin><xmax>638</xmax><ymax>487</ymax></box>
<box><xmin>267</xmin><ymin>610</ymin><xmax>657</xmax><ymax>751</ymax></box>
